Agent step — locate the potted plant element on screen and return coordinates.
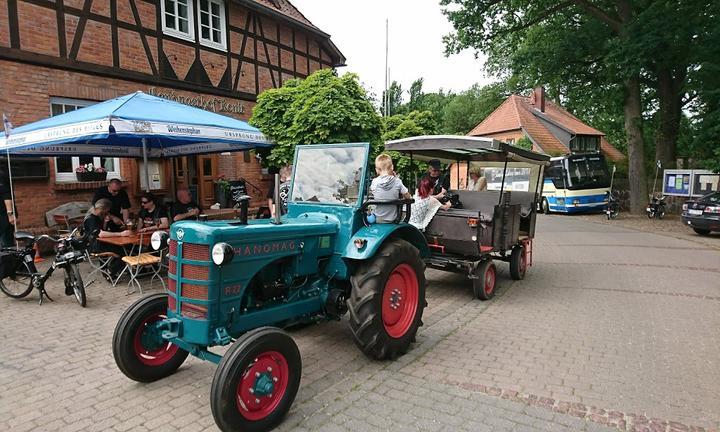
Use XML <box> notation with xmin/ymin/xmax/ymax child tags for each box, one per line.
<box><xmin>75</xmin><ymin>163</ymin><xmax>108</xmax><ymax>182</ymax></box>
<box><xmin>214</xmin><ymin>175</ymin><xmax>230</xmax><ymax>208</ymax></box>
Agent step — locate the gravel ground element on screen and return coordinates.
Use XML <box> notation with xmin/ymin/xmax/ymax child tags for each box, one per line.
<box><xmin>576</xmin><ymin>212</ymin><xmax>720</xmax><ymax>250</ymax></box>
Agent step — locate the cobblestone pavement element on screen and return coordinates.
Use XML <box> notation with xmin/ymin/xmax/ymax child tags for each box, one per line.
<box><xmin>0</xmin><ymin>215</ymin><xmax>718</xmax><ymax>431</ymax></box>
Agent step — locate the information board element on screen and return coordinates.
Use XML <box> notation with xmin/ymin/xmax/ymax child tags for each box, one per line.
<box><xmin>228</xmin><ymin>180</ymin><xmax>247</xmax><ymax>205</ymax></box>
<box><xmin>662</xmin><ymin>170</ymin><xmax>691</xmax><ymax>196</ymax></box>
<box><xmin>692</xmin><ymin>171</ymin><xmax>720</xmax><ymax>196</ymax></box>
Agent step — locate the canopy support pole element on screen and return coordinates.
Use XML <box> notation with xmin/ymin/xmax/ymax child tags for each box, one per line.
<box><xmin>142</xmin><ymin>138</ymin><xmax>150</xmax><ymax>193</ymax></box>
<box><xmin>6</xmin><ymin>150</ymin><xmax>18</xmax><ymax>248</ymax></box>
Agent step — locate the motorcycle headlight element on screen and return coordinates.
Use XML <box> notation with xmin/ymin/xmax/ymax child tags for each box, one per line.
<box><xmin>151</xmin><ymin>231</ymin><xmax>169</xmax><ymax>251</ymax></box>
<box><xmin>212</xmin><ymin>243</ymin><xmax>234</xmax><ymax>266</ymax></box>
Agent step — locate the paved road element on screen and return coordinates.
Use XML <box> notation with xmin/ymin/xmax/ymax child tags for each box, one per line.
<box><xmin>0</xmin><ymin>215</ymin><xmax>718</xmax><ymax>431</ymax></box>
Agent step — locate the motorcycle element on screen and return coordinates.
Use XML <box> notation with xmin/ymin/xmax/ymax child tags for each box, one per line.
<box><xmin>605</xmin><ymin>191</ymin><xmax>620</xmax><ymax>220</ymax></box>
<box><xmin>646</xmin><ymin>195</ymin><xmax>666</xmax><ymax>219</ymax></box>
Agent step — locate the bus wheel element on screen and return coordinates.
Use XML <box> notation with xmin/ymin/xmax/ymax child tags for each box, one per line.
<box><xmin>541</xmin><ymin>198</ymin><xmax>549</xmax><ymax>214</ymax></box>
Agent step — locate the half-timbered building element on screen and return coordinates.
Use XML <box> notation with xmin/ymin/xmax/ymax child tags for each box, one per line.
<box><xmin>0</xmin><ymin>0</ymin><xmax>344</xmax><ymax>230</ymax></box>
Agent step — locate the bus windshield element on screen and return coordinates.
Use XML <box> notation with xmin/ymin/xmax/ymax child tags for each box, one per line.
<box><xmin>565</xmin><ymin>155</ymin><xmax>610</xmax><ymax>189</ymax></box>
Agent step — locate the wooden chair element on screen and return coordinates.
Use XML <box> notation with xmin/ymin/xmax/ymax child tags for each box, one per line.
<box><xmin>120</xmin><ymin>233</ymin><xmax>166</xmax><ymax>294</ymax></box>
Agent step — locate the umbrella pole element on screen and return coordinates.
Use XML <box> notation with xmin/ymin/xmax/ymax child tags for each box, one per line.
<box><xmin>5</xmin><ymin>149</ymin><xmax>18</xmax><ymax>248</ymax></box>
<box><xmin>142</xmin><ymin>138</ymin><xmax>150</xmax><ymax>193</ymax></box>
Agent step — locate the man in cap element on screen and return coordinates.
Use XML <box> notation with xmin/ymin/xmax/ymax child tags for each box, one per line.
<box><xmin>419</xmin><ymin>159</ymin><xmax>450</xmax><ymax>200</ymax></box>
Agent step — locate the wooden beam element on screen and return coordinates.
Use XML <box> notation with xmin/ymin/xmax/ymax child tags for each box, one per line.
<box><xmin>69</xmin><ymin>0</ymin><xmax>93</xmax><ymax>60</ymax></box>
<box><xmin>129</xmin><ymin>0</ymin><xmax>157</xmax><ymax>75</ymax></box>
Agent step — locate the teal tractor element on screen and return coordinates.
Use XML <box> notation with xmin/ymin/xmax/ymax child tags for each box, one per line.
<box><xmin>112</xmin><ymin>143</ymin><xmax>429</xmax><ymax>432</ymax></box>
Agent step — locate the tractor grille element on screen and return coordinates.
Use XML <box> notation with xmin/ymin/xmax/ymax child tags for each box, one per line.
<box><xmin>181</xmin><ymin>284</ymin><xmax>208</xmax><ymax>300</ymax></box>
<box><xmin>183</xmin><ymin>243</ymin><xmax>209</xmax><ymax>261</ymax></box>
<box><xmin>181</xmin><ymin>303</ymin><xmax>207</xmax><ymax>319</ymax></box>
<box><xmin>166</xmin><ymin>241</ymin><xmax>211</xmax><ymax>321</ymax></box>
<box><xmin>182</xmin><ymin>264</ymin><xmax>209</xmax><ymax>280</ymax></box>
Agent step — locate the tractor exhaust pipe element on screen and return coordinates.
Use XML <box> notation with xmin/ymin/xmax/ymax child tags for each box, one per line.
<box><xmin>272</xmin><ymin>173</ymin><xmax>282</xmax><ymax>225</ymax></box>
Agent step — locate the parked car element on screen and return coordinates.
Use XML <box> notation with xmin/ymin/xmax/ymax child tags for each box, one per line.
<box><xmin>681</xmin><ymin>192</ymin><xmax>720</xmax><ymax>235</ymax></box>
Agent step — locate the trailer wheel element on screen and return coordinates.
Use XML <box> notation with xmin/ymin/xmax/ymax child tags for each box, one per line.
<box><xmin>113</xmin><ymin>293</ymin><xmax>188</xmax><ymax>382</ymax></box>
<box><xmin>348</xmin><ymin>239</ymin><xmax>426</xmax><ymax>360</ymax></box>
<box><xmin>509</xmin><ymin>245</ymin><xmax>526</xmax><ymax>281</ymax></box>
<box><xmin>210</xmin><ymin>327</ymin><xmax>301</xmax><ymax>432</ymax></box>
<box><xmin>473</xmin><ymin>260</ymin><xmax>496</xmax><ymax>300</ymax></box>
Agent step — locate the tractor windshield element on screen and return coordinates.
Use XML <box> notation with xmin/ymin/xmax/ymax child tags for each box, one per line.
<box><xmin>291</xmin><ymin>145</ymin><xmax>367</xmax><ymax>205</ymax></box>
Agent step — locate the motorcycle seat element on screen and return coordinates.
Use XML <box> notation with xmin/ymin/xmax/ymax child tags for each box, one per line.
<box><xmin>14</xmin><ymin>231</ymin><xmax>35</xmax><ymax>242</ymax></box>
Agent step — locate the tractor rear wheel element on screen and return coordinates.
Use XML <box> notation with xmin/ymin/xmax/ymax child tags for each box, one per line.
<box><xmin>112</xmin><ymin>293</ymin><xmax>189</xmax><ymax>382</ymax></box>
<box><xmin>210</xmin><ymin>327</ymin><xmax>301</xmax><ymax>432</ymax></box>
<box><xmin>348</xmin><ymin>239</ymin><xmax>426</xmax><ymax>360</ymax></box>
<box><xmin>473</xmin><ymin>260</ymin><xmax>497</xmax><ymax>300</ymax></box>
<box><xmin>509</xmin><ymin>245</ymin><xmax>526</xmax><ymax>281</ymax></box>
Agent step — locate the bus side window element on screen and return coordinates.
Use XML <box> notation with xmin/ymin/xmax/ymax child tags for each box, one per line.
<box><xmin>546</xmin><ymin>166</ymin><xmax>565</xmax><ymax>188</ymax></box>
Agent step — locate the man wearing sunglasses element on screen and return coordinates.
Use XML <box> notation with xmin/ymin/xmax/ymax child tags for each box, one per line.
<box><xmin>92</xmin><ymin>178</ymin><xmax>131</xmax><ymax>232</ymax></box>
<box><xmin>137</xmin><ymin>193</ymin><xmax>169</xmax><ymax>233</ymax></box>
<box><xmin>419</xmin><ymin>159</ymin><xmax>450</xmax><ymax>200</ymax></box>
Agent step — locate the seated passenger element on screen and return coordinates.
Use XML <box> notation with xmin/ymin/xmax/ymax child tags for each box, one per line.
<box><xmin>409</xmin><ymin>177</ymin><xmax>452</xmax><ymax>231</ymax></box>
<box><xmin>467</xmin><ymin>166</ymin><xmax>487</xmax><ymax>191</ymax></box>
<box><xmin>370</xmin><ymin>154</ymin><xmax>411</xmax><ymax>223</ymax></box>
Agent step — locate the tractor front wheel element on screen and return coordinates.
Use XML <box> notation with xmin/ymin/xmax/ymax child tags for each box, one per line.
<box><xmin>112</xmin><ymin>293</ymin><xmax>189</xmax><ymax>382</ymax></box>
<box><xmin>509</xmin><ymin>246</ymin><xmax>526</xmax><ymax>281</ymax></box>
<box><xmin>210</xmin><ymin>327</ymin><xmax>301</xmax><ymax>432</ymax></box>
<box><xmin>348</xmin><ymin>239</ymin><xmax>427</xmax><ymax>360</ymax></box>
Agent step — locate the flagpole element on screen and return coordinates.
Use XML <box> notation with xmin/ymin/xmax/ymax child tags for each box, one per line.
<box><xmin>2</xmin><ymin>114</ymin><xmax>18</xmax><ymax>248</ymax></box>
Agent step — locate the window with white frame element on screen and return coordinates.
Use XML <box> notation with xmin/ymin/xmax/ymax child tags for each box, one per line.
<box><xmin>198</xmin><ymin>0</ymin><xmax>226</xmax><ymax>50</ymax></box>
<box><xmin>49</xmin><ymin>98</ymin><xmax>121</xmax><ymax>183</ymax></box>
<box><xmin>162</xmin><ymin>0</ymin><xmax>195</xmax><ymax>41</ymax></box>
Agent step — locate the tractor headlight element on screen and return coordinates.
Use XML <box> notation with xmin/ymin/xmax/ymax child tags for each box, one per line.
<box><xmin>212</xmin><ymin>242</ymin><xmax>234</xmax><ymax>266</ymax></box>
<box><xmin>151</xmin><ymin>231</ymin><xmax>169</xmax><ymax>251</ymax></box>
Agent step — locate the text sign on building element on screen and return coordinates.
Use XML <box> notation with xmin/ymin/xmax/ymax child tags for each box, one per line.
<box><xmin>147</xmin><ymin>87</ymin><xmax>244</xmax><ymax>114</ymax></box>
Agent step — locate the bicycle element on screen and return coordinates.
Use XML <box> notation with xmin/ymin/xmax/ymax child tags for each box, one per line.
<box><xmin>0</xmin><ymin>228</ymin><xmax>91</xmax><ymax>307</ymax></box>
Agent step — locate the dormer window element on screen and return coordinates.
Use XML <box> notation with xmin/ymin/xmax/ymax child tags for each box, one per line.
<box><xmin>198</xmin><ymin>0</ymin><xmax>227</xmax><ymax>51</ymax></box>
<box><xmin>162</xmin><ymin>0</ymin><xmax>195</xmax><ymax>42</ymax></box>
<box><xmin>570</xmin><ymin>135</ymin><xmax>600</xmax><ymax>153</ymax></box>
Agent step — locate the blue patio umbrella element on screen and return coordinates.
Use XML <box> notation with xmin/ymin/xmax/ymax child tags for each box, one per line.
<box><xmin>0</xmin><ymin>91</ymin><xmax>272</xmax><ymax>191</ymax></box>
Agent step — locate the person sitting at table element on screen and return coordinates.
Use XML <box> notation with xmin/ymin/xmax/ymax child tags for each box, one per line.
<box><xmin>137</xmin><ymin>193</ymin><xmax>170</xmax><ymax>233</ymax></box>
<box><xmin>83</xmin><ymin>198</ymin><xmax>131</xmax><ymax>280</ymax></box>
<box><xmin>92</xmin><ymin>178</ymin><xmax>131</xmax><ymax>232</ymax></box>
<box><xmin>172</xmin><ymin>187</ymin><xmax>200</xmax><ymax>222</ymax></box>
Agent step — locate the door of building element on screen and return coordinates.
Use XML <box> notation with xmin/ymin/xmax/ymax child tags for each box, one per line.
<box><xmin>197</xmin><ymin>155</ymin><xmax>218</xmax><ymax>208</ymax></box>
<box><xmin>173</xmin><ymin>156</ymin><xmax>203</xmax><ymax>205</ymax></box>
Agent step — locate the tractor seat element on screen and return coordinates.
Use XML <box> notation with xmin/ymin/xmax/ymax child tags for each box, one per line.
<box><xmin>14</xmin><ymin>231</ymin><xmax>36</xmax><ymax>242</ymax></box>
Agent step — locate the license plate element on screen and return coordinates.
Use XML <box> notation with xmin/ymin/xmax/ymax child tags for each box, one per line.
<box><xmin>688</xmin><ymin>209</ymin><xmax>703</xmax><ymax>216</ymax></box>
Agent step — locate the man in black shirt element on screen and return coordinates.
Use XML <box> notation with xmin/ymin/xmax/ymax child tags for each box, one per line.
<box><xmin>92</xmin><ymin>179</ymin><xmax>131</xmax><ymax>232</ymax></box>
<box><xmin>138</xmin><ymin>193</ymin><xmax>169</xmax><ymax>233</ymax></box>
<box><xmin>83</xmin><ymin>198</ymin><xmax>132</xmax><ymax>278</ymax></box>
<box><xmin>172</xmin><ymin>187</ymin><xmax>200</xmax><ymax>222</ymax></box>
<box><xmin>419</xmin><ymin>159</ymin><xmax>450</xmax><ymax>200</ymax></box>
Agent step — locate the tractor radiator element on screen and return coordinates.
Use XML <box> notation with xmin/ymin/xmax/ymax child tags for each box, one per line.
<box><xmin>167</xmin><ymin>240</ymin><xmax>210</xmax><ymax>320</ymax></box>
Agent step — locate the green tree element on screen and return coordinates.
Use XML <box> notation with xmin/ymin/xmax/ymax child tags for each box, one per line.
<box><xmin>381</xmin><ymin>81</ymin><xmax>404</xmax><ymax>116</ymax></box>
<box><xmin>515</xmin><ymin>136</ymin><xmax>533</xmax><ymax>151</ymax></box>
<box><xmin>250</xmin><ymin>69</ymin><xmax>383</xmax><ymax>169</ymax></box>
<box><xmin>442</xmin><ymin>82</ymin><xmax>507</xmax><ymax>134</ymax></box>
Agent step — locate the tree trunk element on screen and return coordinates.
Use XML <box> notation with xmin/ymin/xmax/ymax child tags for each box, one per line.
<box><xmin>624</xmin><ymin>75</ymin><xmax>648</xmax><ymax>214</ymax></box>
<box><xmin>655</xmin><ymin>67</ymin><xmax>684</xmax><ymax>170</ymax></box>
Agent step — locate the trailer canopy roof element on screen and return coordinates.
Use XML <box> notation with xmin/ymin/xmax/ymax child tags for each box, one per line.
<box><xmin>385</xmin><ymin>135</ymin><xmax>550</xmax><ymax>165</ymax></box>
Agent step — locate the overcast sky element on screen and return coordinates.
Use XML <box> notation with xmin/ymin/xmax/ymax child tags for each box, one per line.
<box><xmin>291</xmin><ymin>0</ymin><xmax>496</xmax><ymax>100</ymax></box>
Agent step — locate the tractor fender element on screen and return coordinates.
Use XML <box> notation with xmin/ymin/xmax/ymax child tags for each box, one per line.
<box><xmin>343</xmin><ymin>224</ymin><xmax>430</xmax><ymax>260</ymax></box>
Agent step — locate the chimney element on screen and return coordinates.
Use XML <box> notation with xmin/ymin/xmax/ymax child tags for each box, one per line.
<box><xmin>532</xmin><ymin>87</ymin><xmax>545</xmax><ymax>113</ymax></box>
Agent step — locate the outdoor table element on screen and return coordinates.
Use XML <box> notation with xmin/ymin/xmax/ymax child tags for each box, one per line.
<box><xmin>200</xmin><ymin>208</ymin><xmax>239</xmax><ymax>220</ymax></box>
<box><xmin>96</xmin><ymin>230</ymin><xmax>168</xmax><ymax>290</ymax></box>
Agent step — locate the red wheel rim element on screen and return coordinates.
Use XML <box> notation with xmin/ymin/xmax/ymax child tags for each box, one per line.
<box><xmin>484</xmin><ymin>264</ymin><xmax>496</xmax><ymax>295</ymax></box>
<box><xmin>132</xmin><ymin>312</ymin><xmax>179</xmax><ymax>366</ymax></box>
<box><xmin>382</xmin><ymin>263</ymin><xmax>419</xmax><ymax>339</ymax></box>
<box><xmin>236</xmin><ymin>351</ymin><xmax>290</xmax><ymax>421</ymax></box>
<box><xmin>520</xmin><ymin>251</ymin><xmax>526</xmax><ymax>274</ymax></box>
